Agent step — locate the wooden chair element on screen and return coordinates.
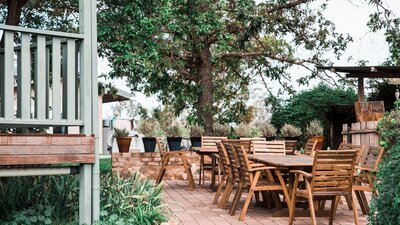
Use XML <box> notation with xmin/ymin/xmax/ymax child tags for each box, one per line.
<box><xmin>289</xmin><ymin>150</ymin><xmax>359</xmax><ymax>225</ymax></box>
<box><xmin>338</xmin><ymin>143</ymin><xmax>365</xmax><ymax>165</ymax></box>
<box><xmin>303</xmin><ymin>139</ymin><xmax>318</xmax><ymax>156</ymax></box>
<box><xmin>232</xmin><ymin>143</ymin><xmax>291</xmax><ymax>221</ymax></box>
<box><xmin>252</xmin><ymin>140</ymin><xmax>286</xmax><ymax>155</ymax></box>
<box><xmin>200</xmin><ymin>136</ymin><xmax>228</xmax><ymax>186</ymax></box>
<box><xmin>285</xmin><ymin>140</ymin><xmax>298</xmax><ymax>155</ymax></box>
<box><xmin>213</xmin><ymin>143</ymin><xmax>231</xmax><ymax>204</ymax></box>
<box><xmin>155</xmin><ymin>137</ymin><xmax>195</xmax><ymax>190</ymax></box>
<box><xmin>309</xmin><ymin>136</ymin><xmax>324</xmax><ymax>151</ymax></box>
<box><xmin>353</xmin><ymin>146</ymin><xmax>384</xmax><ymax>215</ymax></box>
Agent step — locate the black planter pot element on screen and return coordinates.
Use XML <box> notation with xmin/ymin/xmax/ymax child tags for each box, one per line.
<box><xmin>142</xmin><ymin>137</ymin><xmax>156</xmax><ymax>152</ymax></box>
<box><xmin>190</xmin><ymin>136</ymin><xmax>202</xmax><ymax>147</ymax></box>
<box><xmin>284</xmin><ymin>136</ymin><xmax>300</xmax><ymax>141</ymax></box>
<box><xmin>264</xmin><ymin>136</ymin><xmax>275</xmax><ymax>141</ymax></box>
<box><xmin>167</xmin><ymin>137</ymin><xmax>182</xmax><ymax>151</ymax></box>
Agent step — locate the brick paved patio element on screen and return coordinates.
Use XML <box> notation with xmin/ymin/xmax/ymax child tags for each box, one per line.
<box><xmin>163</xmin><ymin>180</ymin><xmax>368</xmax><ymax>225</ymax></box>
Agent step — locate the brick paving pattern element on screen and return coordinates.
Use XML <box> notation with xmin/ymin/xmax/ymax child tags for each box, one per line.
<box><xmin>163</xmin><ymin>180</ymin><xmax>368</xmax><ymax>225</ymax></box>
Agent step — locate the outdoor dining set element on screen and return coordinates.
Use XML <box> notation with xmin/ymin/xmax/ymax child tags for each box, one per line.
<box><xmin>155</xmin><ymin>136</ymin><xmax>384</xmax><ymax>225</ymax></box>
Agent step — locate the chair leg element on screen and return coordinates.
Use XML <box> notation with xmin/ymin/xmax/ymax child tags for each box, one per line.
<box><xmin>239</xmin><ymin>171</ymin><xmax>260</xmax><ymax>221</ymax></box>
<box><xmin>230</xmin><ymin>182</ymin><xmax>244</xmax><ymax>215</ymax></box>
<box><xmin>350</xmin><ymin>192</ymin><xmax>360</xmax><ymax>225</ymax></box>
<box><xmin>180</xmin><ymin>153</ymin><xmax>195</xmax><ymax>190</ymax></box>
<box><xmin>329</xmin><ymin>197</ymin><xmax>338</xmax><ymax>225</ymax></box>
<box><xmin>354</xmin><ymin>190</ymin><xmax>367</xmax><ymax>215</ymax></box>
<box><xmin>213</xmin><ymin>176</ymin><xmax>226</xmax><ymax>204</ymax></box>
<box><xmin>360</xmin><ymin>191</ymin><xmax>370</xmax><ymax>214</ymax></box>
<box><xmin>156</xmin><ymin>155</ymin><xmax>170</xmax><ymax>184</ymax></box>
<box><xmin>305</xmin><ymin>181</ymin><xmax>317</xmax><ymax>225</ymax></box>
<box><xmin>345</xmin><ymin>195</ymin><xmax>353</xmax><ymax>210</ymax></box>
<box><xmin>289</xmin><ymin>190</ymin><xmax>297</xmax><ymax>225</ymax></box>
<box><xmin>219</xmin><ymin>182</ymin><xmax>233</xmax><ymax>209</ymax></box>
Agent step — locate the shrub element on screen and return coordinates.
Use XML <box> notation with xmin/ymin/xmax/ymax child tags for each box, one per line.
<box><xmin>114</xmin><ymin>127</ymin><xmax>130</xmax><ymax>138</ymax></box>
<box><xmin>369</xmin><ymin>109</ymin><xmax>400</xmax><ymax>224</ymax></box>
<box><xmin>280</xmin><ymin>124</ymin><xmax>302</xmax><ymax>137</ymax></box>
<box><xmin>212</xmin><ymin>123</ymin><xmax>230</xmax><ymax>136</ymax></box>
<box><xmin>138</xmin><ymin>119</ymin><xmax>159</xmax><ymax>137</ymax></box>
<box><xmin>235</xmin><ymin>123</ymin><xmax>260</xmax><ymax>137</ymax></box>
<box><xmin>257</xmin><ymin>122</ymin><xmax>277</xmax><ymax>137</ymax></box>
<box><xmin>190</xmin><ymin>125</ymin><xmax>204</xmax><ymax>137</ymax></box>
<box><xmin>164</xmin><ymin>124</ymin><xmax>184</xmax><ymax>137</ymax></box>
<box><xmin>305</xmin><ymin>119</ymin><xmax>324</xmax><ymax>137</ymax></box>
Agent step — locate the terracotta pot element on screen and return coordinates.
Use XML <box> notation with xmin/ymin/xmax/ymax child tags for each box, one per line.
<box><xmin>116</xmin><ymin>137</ymin><xmax>131</xmax><ymax>153</ymax></box>
<box><xmin>284</xmin><ymin>136</ymin><xmax>300</xmax><ymax>141</ymax></box>
<box><xmin>310</xmin><ymin>136</ymin><xmax>324</xmax><ymax>151</ymax></box>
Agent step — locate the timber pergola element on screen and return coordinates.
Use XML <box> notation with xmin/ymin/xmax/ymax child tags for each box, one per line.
<box><xmin>318</xmin><ymin>65</ymin><xmax>400</xmax><ymax>101</ymax></box>
<box><xmin>0</xmin><ymin>0</ymin><xmax>99</xmax><ymax>224</ymax></box>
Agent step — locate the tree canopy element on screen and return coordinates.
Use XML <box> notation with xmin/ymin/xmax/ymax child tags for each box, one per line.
<box><xmin>97</xmin><ymin>0</ymin><xmax>352</xmax><ymax>133</ymax></box>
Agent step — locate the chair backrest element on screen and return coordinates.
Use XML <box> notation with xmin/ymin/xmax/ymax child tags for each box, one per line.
<box><xmin>233</xmin><ymin>144</ymin><xmax>252</xmax><ymax>185</ymax></box>
<box><xmin>223</xmin><ymin>142</ymin><xmax>240</xmax><ymax>183</ymax></box>
<box><xmin>304</xmin><ymin>139</ymin><xmax>318</xmax><ymax>156</ymax></box>
<box><xmin>156</xmin><ymin>137</ymin><xmax>168</xmax><ymax>157</ymax></box>
<box><xmin>284</xmin><ymin>140</ymin><xmax>297</xmax><ymax>155</ymax></box>
<box><xmin>216</xmin><ymin>143</ymin><xmax>231</xmax><ymax>177</ymax></box>
<box><xmin>223</xmin><ymin>139</ymin><xmax>252</xmax><ymax>154</ymax></box>
<box><xmin>309</xmin><ymin>136</ymin><xmax>324</xmax><ymax>151</ymax></box>
<box><xmin>202</xmin><ymin>136</ymin><xmax>228</xmax><ymax>150</ymax></box>
<box><xmin>311</xmin><ymin>150</ymin><xmax>357</xmax><ymax>194</ymax></box>
<box><xmin>360</xmin><ymin>146</ymin><xmax>384</xmax><ymax>170</ymax></box>
<box><xmin>239</xmin><ymin>137</ymin><xmax>266</xmax><ymax>142</ymax></box>
<box><xmin>252</xmin><ymin>140</ymin><xmax>286</xmax><ymax>155</ymax></box>
<box><xmin>338</xmin><ymin>143</ymin><xmax>365</xmax><ymax>165</ymax></box>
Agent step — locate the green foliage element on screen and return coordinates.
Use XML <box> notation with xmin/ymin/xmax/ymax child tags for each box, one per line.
<box><xmin>1</xmin><ymin>204</ymin><xmax>55</xmax><ymax>225</ymax></box>
<box><xmin>270</xmin><ymin>84</ymin><xmax>357</xmax><ymax>132</ymax></box>
<box><xmin>113</xmin><ymin>127</ymin><xmax>130</xmax><ymax>138</ymax></box>
<box><xmin>257</xmin><ymin>122</ymin><xmax>277</xmax><ymax>137</ymax></box>
<box><xmin>97</xmin><ymin>0</ymin><xmax>351</xmax><ymax>125</ymax></box>
<box><xmin>212</xmin><ymin>123</ymin><xmax>230</xmax><ymax>137</ymax></box>
<box><xmin>98</xmin><ymin>173</ymin><xmax>168</xmax><ymax>224</ymax></box>
<box><xmin>138</xmin><ymin>119</ymin><xmax>160</xmax><ymax>137</ymax></box>
<box><xmin>369</xmin><ymin>109</ymin><xmax>400</xmax><ymax>224</ymax></box>
<box><xmin>100</xmin><ymin>157</ymin><xmax>112</xmax><ymax>174</ymax></box>
<box><xmin>305</xmin><ymin>119</ymin><xmax>324</xmax><ymax>137</ymax></box>
<box><xmin>280</xmin><ymin>124</ymin><xmax>302</xmax><ymax>137</ymax></box>
<box><xmin>189</xmin><ymin>125</ymin><xmax>205</xmax><ymax>137</ymax></box>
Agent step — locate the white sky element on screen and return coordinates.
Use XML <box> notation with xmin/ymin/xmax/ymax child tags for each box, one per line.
<box><xmin>100</xmin><ymin>0</ymin><xmax>400</xmax><ymax>119</ymax></box>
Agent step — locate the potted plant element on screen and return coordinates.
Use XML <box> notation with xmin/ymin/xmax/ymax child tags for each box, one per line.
<box><xmin>190</xmin><ymin>125</ymin><xmax>204</xmax><ymax>147</ymax></box>
<box><xmin>114</xmin><ymin>127</ymin><xmax>131</xmax><ymax>153</ymax></box>
<box><xmin>258</xmin><ymin>122</ymin><xmax>277</xmax><ymax>141</ymax></box>
<box><xmin>139</xmin><ymin>119</ymin><xmax>159</xmax><ymax>152</ymax></box>
<box><xmin>235</xmin><ymin>123</ymin><xmax>261</xmax><ymax>138</ymax></box>
<box><xmin>305</xmin><ymin>119</ymin><xmax>324</xmax><ymax>150</ymax></box>
<box><xmin>212</xmin><ymin>123</ymin><xmax>230</xmax><ymax>137</ymax></box>
<box><xmin>280</xmin><ymin>123</ymin><xmax>302</xmax><ymax>141</ymax></box>
<box><xmin>165</xmin><ymin>124</ymin><xmax>183</xmax><ymax>151</ymax></box>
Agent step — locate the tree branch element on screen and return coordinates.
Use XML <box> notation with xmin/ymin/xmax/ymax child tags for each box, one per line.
<box><xmin>265</xmin><ymin>0</ymin><xmax>309</xmax><ymax>13</ymax></box>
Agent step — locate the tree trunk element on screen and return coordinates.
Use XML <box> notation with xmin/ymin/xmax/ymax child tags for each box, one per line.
<box><xmin>197</xmin><ymin>47</ymin><xmax>214</xmax><ymax>135</ymax></box>
<box><xmin>0</xmin><ymin>0</ymin><xmax>28</xmax><ymax>47</ymax></box>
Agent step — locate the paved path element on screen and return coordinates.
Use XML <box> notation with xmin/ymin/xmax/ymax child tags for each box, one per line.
<box><xmin>163</xmin><ymin>180</ymin><xmax>368</xmax><ymax>225</ymax></box>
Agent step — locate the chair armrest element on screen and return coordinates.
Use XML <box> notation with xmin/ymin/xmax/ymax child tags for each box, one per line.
<box><xmin>250</xmin><ymin>163</ymin><xmax>266</xmax><ymax>168</ymax></box>
<box><xmin>290</xmin><ymin>170</ymin><xmax>313</xmax><ymax>179</ymax></box>
<box><xmin>249</xmin><ymin>166</ymin><xmax>278</xmax><ymax>172</ymax></box>
<box><xmin>355</xmin><ymin>166</ymin><xmax>376</xmax><ymax>173</ymax></box>
<box><xmin>210</xmin><ymin>153</ymin><xmax>220</xmax><ymax>159</ymax></box>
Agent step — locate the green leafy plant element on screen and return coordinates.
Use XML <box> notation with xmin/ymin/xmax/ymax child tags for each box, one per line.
<box><xmin>369</xmin><ymin>109</ymin><xmax>400</xmax><ymax>224</ymax></box>
<box><xmin>0</xmin><ymin>204</ymin><xmax>54</xmax><ymax>225</ymax></box>
<box><xmin>190</xmin><ymin>125</ymin><xmax>204</xmax><ymax>137</ymax></box>
<box><xmin>305</xmin><ymin>119</ymin><xmax>324</xmax><ymax>137</ymax></box>
<box><xmin>138</xmin><ymin>119</ymin><xmax>159</xmax><ymax>137</ymax></box>
<box><xmin>164</xmin><ymin>124</ymin><xmax>183</xmax><ymax>137</ymax></box>
<box><xmin>257</xmin><ymin>122</ymin><xmax>277</xmax><ymax>137</ymax></box>
<box><xmin>114</xmin><ymin>127</ymin><xmax>130</xmax><ymax>138</ymax></box>
<box><xmin>212</xmin><ymin>123</ymin><xmax>230</xmax><ymax>137</ymax></box>
<box><xmin>280</xmin><ymin>124</ymin><xmax>302</xmax><ymax>137</ymax></box>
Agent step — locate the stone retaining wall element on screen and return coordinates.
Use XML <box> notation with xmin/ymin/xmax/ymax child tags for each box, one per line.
<box><xmin>112</xmin><ymin>151</ymin><xmax>210</xmax><ymax>181</ymax></box>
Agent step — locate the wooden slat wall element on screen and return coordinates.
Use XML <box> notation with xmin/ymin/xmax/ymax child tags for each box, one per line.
<box><xmin>342</xmin><ymin>121</ymin><xmax>379</xmax><ymax>156</ymax></box>
<box><xmin>0</xmin><ymin>135</ymin><xmax>95</xmax><ymax>165</ymax></box>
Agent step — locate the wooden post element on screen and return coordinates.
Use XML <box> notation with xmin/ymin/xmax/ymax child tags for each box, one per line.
<box><xmin>358</xmin><ymin>77</ymin><xmax>364</xmax><ymax>102</ymax></box>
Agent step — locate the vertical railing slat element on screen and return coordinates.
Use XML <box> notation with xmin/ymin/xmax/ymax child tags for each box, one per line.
<box><xmin>17</xmin><ymin>33</ymin><xmax>31</xmax><ymax>119</ymax></box>
<box><xmin>0</xmin><ymin>53</ymin><xmax>4</xmax><ymax>117</ymax></box>
<box><xmin>63</xmin><ymin>39</ymin><xmax>76</xmax><ymax>121</ymax></box>
<box><xmin>45</xmin><ymin>45</ymin><xmax>50</xmax><ymax>119</ymax></box>
<box><xmin>52</xmin><ymin>37</ymin><xmax>61</xmax><ymax>121</ymax></box>
<box><xmin>3</xmin><ymin>31</ymin><xmax>14</xmax><ymax>119</ymax></box>
<box><xmin>35</xmin><ymin>35</ymin><xmax>46</xmax><ymax>119</ymax></box>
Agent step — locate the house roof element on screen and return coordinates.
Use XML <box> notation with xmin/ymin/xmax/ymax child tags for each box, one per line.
<box><xmin>317</xmin><ymin>65</ymin><xmax>400</xmax><ymax>78</ymax></box>
<box><xmin>102</xmin><ymin>88</ymin><xmax>132</xmax><ymax>103</ymax></box>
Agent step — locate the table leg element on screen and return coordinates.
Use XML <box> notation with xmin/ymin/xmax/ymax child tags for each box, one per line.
<box><xmin>211</xmin><ymin>156</ymin><xmax>216</xmax><ymax>190</ymax></box>
<box><xmin>199</xmin><ymin>155</ymin><xmax>204</xmax><ymax>186</ymax></box>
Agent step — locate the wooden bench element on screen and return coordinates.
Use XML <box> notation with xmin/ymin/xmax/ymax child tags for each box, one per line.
<box><xmin>200</xmin><ymin>136</ymin><xmax>227</xmax><ymax>186</ymax></box>
<box><xmin>0</xmin><ymin>134</ymin><xmax>95</xmax><ymax>165</ymax></box>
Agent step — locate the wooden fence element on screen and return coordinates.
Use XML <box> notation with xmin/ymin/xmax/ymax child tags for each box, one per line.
<box><xmin>342</xmin><ymin>121</ymin><xmax>379</xmax><ymax>152</ymax></box>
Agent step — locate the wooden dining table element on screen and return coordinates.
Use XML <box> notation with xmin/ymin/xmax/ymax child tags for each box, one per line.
<box><xmin>192</xmin><ymin>147</ymin><xmax>219</xmax><ymax>188</ymax></box>
<box><xmin>248</xmin><ymin>154</ymin><xmax>331</xmax><ymax>217</ymax></box>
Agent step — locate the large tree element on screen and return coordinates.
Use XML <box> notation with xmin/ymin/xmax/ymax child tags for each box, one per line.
<box><xmin>98</xmin><ymin>0</ymin><xmax>351</xmax><ymax>133</ymax></box>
